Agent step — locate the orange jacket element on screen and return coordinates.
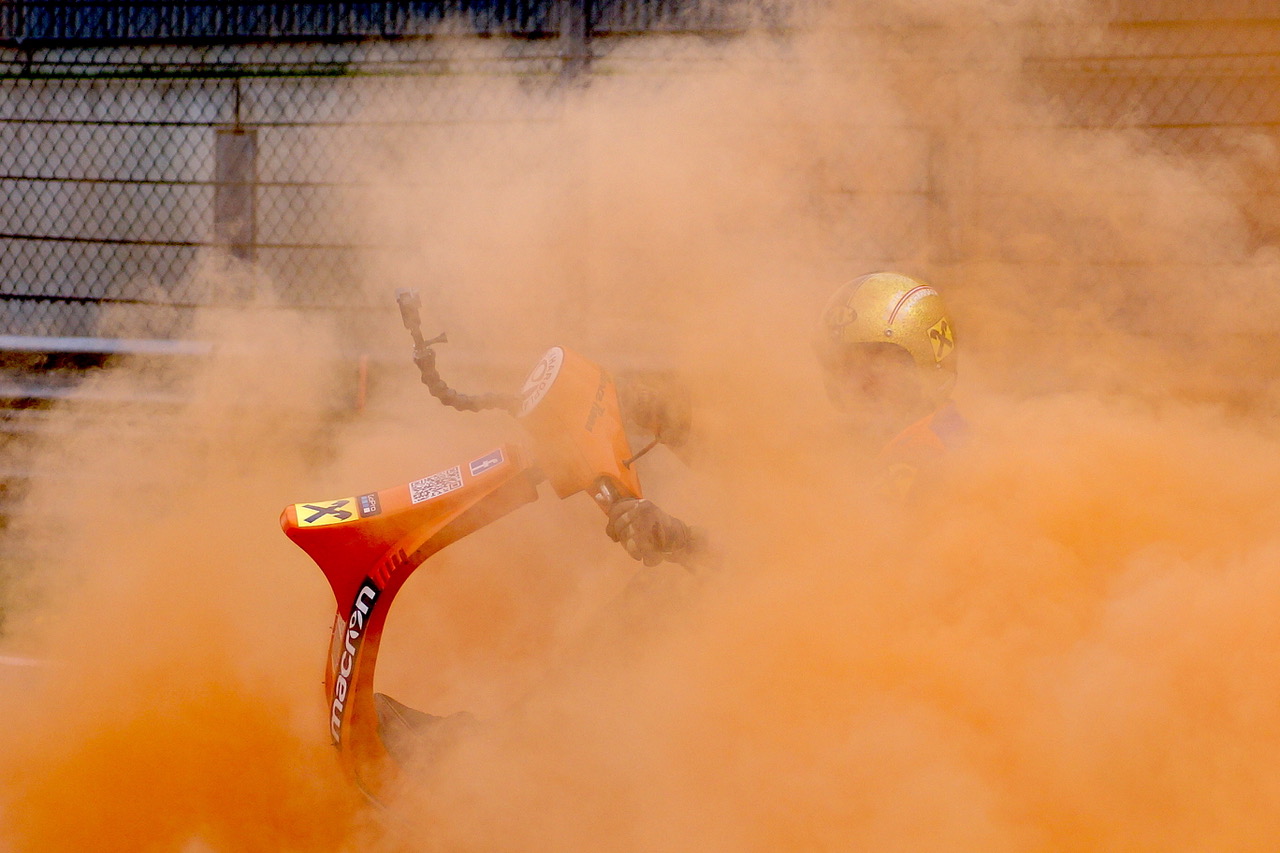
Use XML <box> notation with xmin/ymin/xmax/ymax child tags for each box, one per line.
<box><xmin>874</xmin><ymin>402</ymin><xmax>967</xmax><ymax>500</ymax></box>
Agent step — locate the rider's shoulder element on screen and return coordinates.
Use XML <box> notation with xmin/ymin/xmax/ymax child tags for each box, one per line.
<box><xmin>925</xmin><ymin>402</ymin><xmax>969</xmax><ymax>451</ymax></box>
<box><xmin>880</xmin><ymin>402</ymin><xmax>967</xmax><ymax>462</ymax></box>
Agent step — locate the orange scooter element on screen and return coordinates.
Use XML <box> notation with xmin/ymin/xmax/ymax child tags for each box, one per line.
<box><xmin>281</xmin><ymin>290</ymin><xmax>684</xmax><ymax>804</ymax></box>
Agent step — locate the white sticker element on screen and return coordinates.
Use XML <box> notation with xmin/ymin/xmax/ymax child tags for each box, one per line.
<box><xmin>518</xmin><ymin>347</ymin><xmax>564</xmax><ymax>416</ymax></box>
<box><xmin>408</xmin><ymin>466</ymin><xmax>463</xmax><ymax>504</ymax></box>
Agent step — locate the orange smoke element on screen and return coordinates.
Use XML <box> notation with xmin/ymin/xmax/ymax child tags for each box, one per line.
<box><xmin>7</xmin><ymin>1</ymin><xmax>1280</xmax><ymax>850</ymax></box>
<box><xmin>7</xmin><ymin>660</ymin><xmax>361</xmax><ymax>852</ymax></box>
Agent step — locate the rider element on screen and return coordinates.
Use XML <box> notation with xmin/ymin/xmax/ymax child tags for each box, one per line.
<box><xmin>606</xmin><ymin>271</ymin><xmax>965</xmax><ymax>566</ymax></box>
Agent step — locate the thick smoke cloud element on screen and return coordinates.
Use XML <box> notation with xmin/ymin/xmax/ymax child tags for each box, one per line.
<box><xmin>5</xmin><ymin>1</ymin><xmax>1280</xmax><ymax>850</ymax></box>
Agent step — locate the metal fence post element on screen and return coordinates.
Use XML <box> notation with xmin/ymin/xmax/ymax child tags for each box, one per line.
<box><xmin>214</xmin><ymin>81</ymin><xmax>257</xmax><ymax>262</ymax></box>
<box><xmin>559</xmin><ymin>0</ymin><xmax>592</xmax><ymax>78</ymax></box>
<box><xmin>925</xmin><ymin>130</ymin><xmax>955</xmax><ymax>264</ymax></box>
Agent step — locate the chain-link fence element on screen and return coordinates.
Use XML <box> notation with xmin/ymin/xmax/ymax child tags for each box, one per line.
<box><xmin>0</xmin><ymin>41</ymin><xmax>555</xmax><ymax>339</ymax></box>
<box><xmin>2</xmin><ymin>1</ymin><xmax>1279</xmax><ymax>341</ymax></box>
<box><xmin>1031</xmin><ymin>2</ymin><xmax>1280</xmax><ymax>246</ymax></box>
<box><xmin>0</xmin><ymin>0</ymin><xmax>761</xmax><ymax>341</ymax></box>
<box><xmin>0</xmin><ymin>1</ymin><xmax>752</xmax><ymax>42</ymax></box>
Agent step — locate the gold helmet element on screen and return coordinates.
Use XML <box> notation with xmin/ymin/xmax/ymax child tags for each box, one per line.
<box><xmin>817</xmin><ymin>272</ymin><xmax>957</xmax><ymax>404</ymax></box>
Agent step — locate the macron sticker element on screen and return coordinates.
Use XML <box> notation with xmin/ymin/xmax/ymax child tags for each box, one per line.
<box><xmin>469</xmin><ymin>448</ymin><xmax>504</xmax><ymax>477</ymax></box>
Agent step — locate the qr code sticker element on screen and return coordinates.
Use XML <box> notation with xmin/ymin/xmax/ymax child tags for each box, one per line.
<box><xmin>409</xmin><ymin>466</ymin><xmax>463</xmax><ymax>504</ymax></box>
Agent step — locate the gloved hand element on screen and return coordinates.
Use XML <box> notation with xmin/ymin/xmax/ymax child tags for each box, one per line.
<box><xmin>605</xmin><ymin>498</ymin><xmax>693</xmax><ymax>567</ymax></box>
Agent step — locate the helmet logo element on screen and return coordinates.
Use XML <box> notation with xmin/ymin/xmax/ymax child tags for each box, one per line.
<box><xmin>828</xmin><ymin>303</ymin><xmax>857</xmax><ymax>329</ymax></box>
<box><xmin>928</xmin><ymin>317</ymin><xmax>955</xmax><ymax>362</ymax></box>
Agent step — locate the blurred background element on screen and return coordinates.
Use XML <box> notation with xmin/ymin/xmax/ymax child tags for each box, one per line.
<box><xmin>1</xmin><ymin>0</ymin><xmax>1277</xmax><ymax>485</ymax></box>
<box><xmin>5</xmin><ymin>5</ymin><xmax>1280</xmax><ymax>849</ymax></box>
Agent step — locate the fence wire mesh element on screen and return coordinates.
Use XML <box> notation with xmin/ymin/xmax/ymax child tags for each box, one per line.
<box><xmin>0</xmin><ymin>2</ymin><xmax>1278</xmax><ymax>340</ymax></box>
<box><xmin>0</xmin><ymin>1</ymin><xmax>751</xmax><ymax>43</ymax></box>
<box><xmin>0</xmin><ymin>39</ymin><xmax>575</xmax><ymax>339</ymax></box>
<box><xmin>1029</xmin><ymin>3</ymin><xmax>1280</xmax><ymax>250</ymax></box>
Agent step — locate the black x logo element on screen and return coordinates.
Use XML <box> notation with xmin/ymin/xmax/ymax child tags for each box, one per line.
<box><xmin>929</xmin><ymin>319</ymin><xmax>954</xmax><ymax>362</ymax></box>
<box><xmin>303</xmin><ymin>500</ymin><xmax>353</xmax><ymax>524</ymax></box>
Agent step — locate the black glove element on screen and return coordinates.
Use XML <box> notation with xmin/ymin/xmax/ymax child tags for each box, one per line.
<box><xmin>605</xmin><ymin>498</ymin><xmax>693</xmax><ymax>567</ymax></box>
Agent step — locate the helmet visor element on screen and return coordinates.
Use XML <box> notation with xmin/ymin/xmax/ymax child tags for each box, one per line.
<box><xmin>818</xmin><ymin>341</ymin><xmax>923</xmax><ymax>414</ymax></box>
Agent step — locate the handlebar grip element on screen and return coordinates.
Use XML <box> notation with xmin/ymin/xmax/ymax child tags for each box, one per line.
<box><xmin>592</xmin><ymin>477</ymin><xmax>624</xmax><ymax>512</ymax></box>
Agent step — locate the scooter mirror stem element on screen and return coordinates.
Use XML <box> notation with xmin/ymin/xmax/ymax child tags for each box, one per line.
<box><xmin>416</xmin><ymin>332</ymin><xmax>448</xmax><ymax>357</ymax></box>
<box><xmin>396</xmin><ymin>289</ymin><xmax>427</xmax><ymax>349</ymax></box>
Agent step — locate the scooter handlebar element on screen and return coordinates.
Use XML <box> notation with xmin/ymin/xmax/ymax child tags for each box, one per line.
<box><xmin>591</xmin><ymin>476</ymin><xmax>626</xmax><ymax>512</ymax></box>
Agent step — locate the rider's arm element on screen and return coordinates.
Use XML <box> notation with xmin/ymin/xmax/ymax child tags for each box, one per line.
<box><xmin>609</xmin><ymin>373</ymin><xmax>713</xmax><ymax>568</ymax></box>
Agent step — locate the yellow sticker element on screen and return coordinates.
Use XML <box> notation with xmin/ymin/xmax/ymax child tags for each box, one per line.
<box><xmin>881</xmin><ymin>462</ymin><xmax>919</xmax><ymax>502</ymax></box>
<box><xmin>295</xmin><ymin>497</ymin><xmax>359</xmax><ymax>527</ymax></box>
<box><xmin>928</xmin><ymin>317</ymin><xmax>954</xmax><ymax>362</ymax></box>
